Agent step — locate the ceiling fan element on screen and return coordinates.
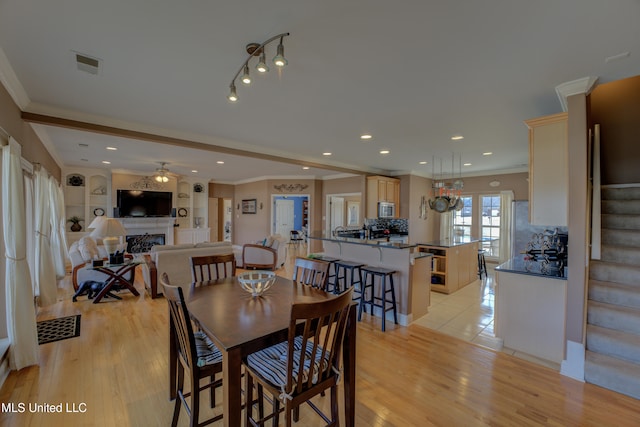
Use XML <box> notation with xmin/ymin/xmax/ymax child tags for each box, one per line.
<box><xmin>154</xmin><ymin>162</ymin><xmax>171</xmax><ymax>183</ymax></box>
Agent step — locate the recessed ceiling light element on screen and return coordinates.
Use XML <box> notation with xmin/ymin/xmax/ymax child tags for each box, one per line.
<box><xmin>419</xmin><ymin>161</ymin><xmax>427</xmax><ymax>165</ymax></box>
<box><xmin>463</xmin><ymin>162</ymin><xmax>472</xmax><ymax>166</ymax></box>
<box><xmin>379</xmin><ymin>150</ymin><xmax>390</xmax><ymax>154</ymax></box>
<box><xmin>106</xmin><ymin>146</ymin><xmax>117</xmax><ymax>151</ymax></box>
<box><xmin>302</xmin><ymin>166</ymin><xmax>310</xmax><ymax>170</ymax></box>
<box><xmin>451</xmin><ymin>135</ymin><xmax>464</xmax><ymax>140</ymax></box>
<box><xmin>191</xmin><ymin>170</ymin><xmax>198</xmax><ymax>173</ymax></box>
<box><xmin>217</xmin><ymin>161</ymin><xmax>225</xmax><ymax>164</ymax></box>
<box><xmin>323</xmin><ymin>152</ymin><xmax>332</xmax><ymax>156</ymax></box>
<box><xmin>360</xmin><ymin>134</ymin><xmax>372</xmax><ymax>140</ymax></box>
<box><xmin>102</xmin><ymin>161</ymin><xmax>111</xmax><ymax>164</ymax></box>
<box><xmin>483</xmin><ymin>152</ymin><xmax>493</xmax><ymax>156</ymax></box>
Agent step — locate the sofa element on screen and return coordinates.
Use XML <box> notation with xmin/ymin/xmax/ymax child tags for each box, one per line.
<box><xmin>237</xmin><ymin>234</ymin><xmax>287</xmax><ymax>270</ymax></box>
<box><xmin>141</xmin><ymin>241</ymin><xmax>237</xmax><ymax>298</ymax></box>
<box><xmin>68</xmin><ymin>236</ymin><xmax>129</xmax><ymax>291</ymax></box>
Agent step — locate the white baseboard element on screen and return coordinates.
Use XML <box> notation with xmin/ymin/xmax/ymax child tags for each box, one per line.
<box><xmin>560</xmin><ymin>340</ymin><xmax>585</xmax><ymax>381</ymax></box>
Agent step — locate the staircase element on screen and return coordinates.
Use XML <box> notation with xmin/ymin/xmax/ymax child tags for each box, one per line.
<box><xmin>585</xmin><ymin>186</ymin><xmax>640</xmax><ymax>399</ymax></box>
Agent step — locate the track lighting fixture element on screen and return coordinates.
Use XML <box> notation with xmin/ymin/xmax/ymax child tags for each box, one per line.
<box><xmin>227</xmin><ymin>32</ymin><xmax>290</xmax><ymax>102</ymax></box>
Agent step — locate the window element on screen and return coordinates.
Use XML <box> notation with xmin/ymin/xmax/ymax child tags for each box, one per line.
<box><xmin>453</xmin><ymin>196</ymin><xmax>473</xmax><ymax>238</ymax></box>
<box><xmin>481</xmin><ymin>195</ymin><xmax>501</xmax><ymax>258</ymax></box>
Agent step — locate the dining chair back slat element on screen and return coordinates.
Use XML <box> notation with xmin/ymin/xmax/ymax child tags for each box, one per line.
<box><xmin>292</xmin><ymin>257</ymin><xmax>330</xmax><ymax>291</ymax></box>
<box><xmin>190</xmin><ymin>254</ymin><xmax>236</xmax><ymax>283</ymax></box>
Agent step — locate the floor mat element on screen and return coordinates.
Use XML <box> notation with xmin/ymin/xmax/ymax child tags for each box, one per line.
<box><xmin>36</xmin><ymin>315</ymin><xmax>81</xmax><ymax>345</ymax></box>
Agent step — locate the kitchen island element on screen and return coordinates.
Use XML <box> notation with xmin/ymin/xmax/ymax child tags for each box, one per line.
<box><xmin>307</xmin><ymin>232</ymin><xmax>432</xmax><ymax>325</ymax></box>
<box><xmin>416</xmin><ymin>239</ymin><xmax>479</xmax><ymax>294</ymax></box>
<box><xmin>495</xmin><ymin>257</ymin><xmax>567</xmax><ymax>364</ymax></box>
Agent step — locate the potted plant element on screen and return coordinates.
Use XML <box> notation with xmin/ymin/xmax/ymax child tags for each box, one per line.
<box><xmin>67</xmin><ymin>216</ymin><xmax>84</xmax><ymax>232</ymax></box>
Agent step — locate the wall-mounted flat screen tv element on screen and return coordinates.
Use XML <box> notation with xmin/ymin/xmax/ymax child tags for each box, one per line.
<box><xmin>116</xmin><ymin>190</ymin><xmax>172</xmax><ymax>217</ymax></box>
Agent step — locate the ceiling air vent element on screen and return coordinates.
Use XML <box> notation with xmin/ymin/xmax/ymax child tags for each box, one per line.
<box><xmin>73</xmin><ymin>51</ymin><xmax>101</xmax><ymax>75</ymax></box>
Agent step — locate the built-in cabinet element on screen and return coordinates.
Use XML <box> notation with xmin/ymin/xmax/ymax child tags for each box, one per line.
<box><xmin>525</xmin><ymin>112</ymin><xmax>568</xmax><ymax>226</ymax></box>
<box><xmin>175</xmin><ymin>178</ymin><xmax>210</xmax><ymax>244</ymax></box>
<box><xmin>63</xmin><ymin>168</ymin><xmax>111</xmax><ymax>246</ymax></box>
<box><xmin>418</xmin><ymin>241</ymin><xmax>478</xmax><ymax>294</ymax></box>
<box><xmin>366</xmin><ymin>175</ymin><xmax>400</xmax><ymax>218</ymax></box>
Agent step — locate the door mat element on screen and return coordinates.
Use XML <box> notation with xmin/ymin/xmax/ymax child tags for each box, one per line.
<box><xmin>36</xmin><ymin>315</ymin><xmax>81</xmax><ymax>345</ymax></box>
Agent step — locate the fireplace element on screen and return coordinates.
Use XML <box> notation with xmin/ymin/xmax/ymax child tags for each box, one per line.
<box><xmin>126</xmin><ymin>233</ymin><xmax>165</xmax><ymax>253</ymax></box>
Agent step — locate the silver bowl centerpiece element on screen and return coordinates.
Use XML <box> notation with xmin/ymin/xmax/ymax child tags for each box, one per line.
<box><xmin>237</xmin><ymin>271</ymin><xmax>277</xmax><ymax>297</ymax></box>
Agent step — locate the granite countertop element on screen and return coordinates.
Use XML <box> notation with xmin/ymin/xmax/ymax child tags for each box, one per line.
<box><xmin>307</xmin><ymin>231</ymin><xmax>417</xmax><ymax>250</ymax></box>
<box><xmin>496</xmin><ymin>256</ymin><xmax>567</xmax><ymax>280</ymax></box>
<box><xmin>417</xmin><ymin>237</ymin><xmax>480</xmax><ymax>248</ymax></box>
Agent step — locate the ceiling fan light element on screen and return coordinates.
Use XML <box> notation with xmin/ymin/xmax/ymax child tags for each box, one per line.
<box><xmin>273</xmin><ymin>42</ymin><xmax>287</xmax><ymax>67</ymax></box>
<box><xmin>256</xmin><ymin>52</ymin><xmax>269</xmax><ymax>73</ymax></box>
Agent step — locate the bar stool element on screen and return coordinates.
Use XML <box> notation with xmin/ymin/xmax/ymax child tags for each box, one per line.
<box><xmin>334</xmin><ymin>260</ymin><xmax>365</xmax><ymax>300</ymax></box>
<box><xmin>312</xmin><ymin>255</ymin><xmax>340</xmax><ymax>293</ymax></box>
<box><xmin>359</xmin><ymin>266</ymin><xmax>398</xmax><ymax>332</ymax></box>
<box><xmin>478</xmin><ymin>249</ymin><xmax>487</xmax><ymax>279</ymax></box>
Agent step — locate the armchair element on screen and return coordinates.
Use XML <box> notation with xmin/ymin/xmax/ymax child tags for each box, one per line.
<box><xmin>242</xmin><ymin>235</ymin><xmax>287</xmax><ymax>270</ymax></box>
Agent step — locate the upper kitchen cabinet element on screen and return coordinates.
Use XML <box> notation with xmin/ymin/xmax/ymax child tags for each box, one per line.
<box><xmin>366</xmin><ymin>175</ymin><xmax>400</xmax><ymax>217</ymax></box>
<box><xmin>525</xmin><ymin>112</ymin><xmax>568</xmax><ymax>226</ymax></box>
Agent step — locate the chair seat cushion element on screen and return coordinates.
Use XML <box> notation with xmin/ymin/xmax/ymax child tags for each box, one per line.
<box><xmin>194</xmin><ymin>331</ymin><xmax>222</xmax><ymax>367</ymax></box>
<box><xmin>247</xmin><ymin>337</ymin><xmax>330</xmax><ymax>389</ymax></box>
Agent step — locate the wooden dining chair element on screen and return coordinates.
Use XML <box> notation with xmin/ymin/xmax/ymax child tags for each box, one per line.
<box><xmin>243</xmin><ymin>288</ymin><xmax>353</xmax><ymax>427</ymax></box>
<box><xmin>190</xmin><ymin>253</ymin><xmax>236</xmax><ymax>283</ymax></box>
<box><xmin>161</xmin><ymin>272</ymin><xmax>224</xmax><ymax>427</ymax></box>
<box><xmin>292</xmin><ymin>257</ymin><xmax>330</xmax><ymax>291</ymax></box>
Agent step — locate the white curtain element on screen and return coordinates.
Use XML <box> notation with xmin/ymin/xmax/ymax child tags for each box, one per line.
<box><xmin>2</xmin><ymin>138</ymin><xmax>39</xmax><ymax>370</ymax></box>
<box><xmin>499</xmin><ymin>190</ymin><xmax>514</xmax><ymax>263</ymax></box>
<box><xmin>34</xmin><ymin>168</ymin><xmax>57</xmax><ymax>306</ymax></box>
<box><xmin>49</xmin><ymin>176</ymin><xmax>68</xmax><ymax>278</ymax></box>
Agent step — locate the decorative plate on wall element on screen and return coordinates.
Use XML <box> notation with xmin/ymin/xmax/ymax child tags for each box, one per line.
<box><xmin>178</xmin><ymin>208</ymin><xmax>188</xmax><ymax>217</ymax></box>
<box><xmin>93</xmin><ymin>208</ymin><xmax>105</xmax><ymax>217</ymax></box>
<box><xmin>193</xmin><ymin>183</ymin><xmax>204</xmax><ymax>193</ymax></box>
<box><xmin>67</xmin><ymin>175</ymin><xmax>84</xmax><ymax>187</ymax></box>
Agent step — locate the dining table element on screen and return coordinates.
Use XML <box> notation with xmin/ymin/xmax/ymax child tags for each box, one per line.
<box><xmin>168</xmin><ymin>275</ymin><xmax>357</xmax><ymax>427</ymax></box>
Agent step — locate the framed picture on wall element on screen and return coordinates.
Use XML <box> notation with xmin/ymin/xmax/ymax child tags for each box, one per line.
<box><xmin>347</xmin><ymin>201</ymin><xmax>360</xmax><ymax>226</ymax></box>
<box><xmin>242</xmin><ymin>199</ymin><xmax>257</xmax><ymax>214</ymax></box>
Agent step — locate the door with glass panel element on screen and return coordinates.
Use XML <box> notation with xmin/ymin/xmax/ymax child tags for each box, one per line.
<box><xmin>453</xmin><ymin>196</ymin><xmax>473</xmax><ymax>240</ymax></box>
<box><xmin>480</xmin><ymin>194</ymin><xmax>501</xmax><ymax>259</ymax></box>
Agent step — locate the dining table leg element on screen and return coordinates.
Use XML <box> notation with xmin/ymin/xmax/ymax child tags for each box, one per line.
<box><xmin>343</xmin><ymin>303</ymin><xmax>357</xmax><ymax>427</ymax></box>
<box><xmin>222</xmin><ymin>347</ymin><xmax>243</xmax><ymax>427</ymax></box>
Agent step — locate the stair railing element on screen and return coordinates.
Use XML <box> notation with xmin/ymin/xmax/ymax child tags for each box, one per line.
<box><xmin>591</xmin><ymin>124</ymin><xmax>601</xmax><ymax>260</ymax></box>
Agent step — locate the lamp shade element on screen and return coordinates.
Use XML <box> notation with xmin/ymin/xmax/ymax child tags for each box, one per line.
<box><xmin>87</xmin><ymin>215</ymin><xmax>106</xmax><ymax>231</ymax></box>
<box><xmin>90</xmin><ymin>218</ymin><xmax>127</xmax><ymax>254</ymax></box>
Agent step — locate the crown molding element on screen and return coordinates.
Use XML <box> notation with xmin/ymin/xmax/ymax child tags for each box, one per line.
<box><xmin>555</xmin><ymin>76</ymin><xmax>599</xmax><ymax>112</ymax></box>
<box><xmin>0</xmin><ymin>47</ymin><xmax>30</xmax><ymax>109</ymax></box>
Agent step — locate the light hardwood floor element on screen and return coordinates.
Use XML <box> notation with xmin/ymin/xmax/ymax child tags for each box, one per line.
<box><xmin>1</xmin><ymin>243</ymin><xmax>639</xmax><ymax>426</ymax></box>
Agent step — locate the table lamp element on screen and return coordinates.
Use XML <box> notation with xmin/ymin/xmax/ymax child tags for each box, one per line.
<box><xmin>90</xmin><ymin>217</ymin><xmax>127</xmax><ymax>255</ymax></box>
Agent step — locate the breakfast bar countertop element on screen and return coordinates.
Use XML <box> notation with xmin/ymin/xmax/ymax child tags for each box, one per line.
<box><xmin>417</xmin><ymin>237</ymin><xmax>480</xmax><ymax>248</ymax></box>
<box><xmin>307</xmin><ymin>231</ymin><xmax>417</xmax><ymax>250</ymax></box>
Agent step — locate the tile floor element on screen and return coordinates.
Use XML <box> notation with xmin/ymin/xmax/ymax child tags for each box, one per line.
<box><xmin>412</xmin><ymin>263</ymin><xmax>561</xmax><ymax>371</ymax></box>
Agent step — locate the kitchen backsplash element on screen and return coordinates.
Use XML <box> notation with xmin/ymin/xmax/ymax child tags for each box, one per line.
<box><xmin>366</xmin><ymin>218</ymin><xmax>409</xmax><ymax>234</ymax></box>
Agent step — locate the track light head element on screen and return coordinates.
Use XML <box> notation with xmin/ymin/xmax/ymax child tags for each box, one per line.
<box><xmin>228</xmin><ymin>84</ymin><xmax>238</xmax><ymax>102</ymax></box>
<box><xmin>241</xmin><ymin>64</ymin><xmax>251</xmax><ymax>85</ymax></box>
<box><xmin>273</xmin><ymin>40</ymin><xmax>287</xmax><ymax>67</ymax></box>
<box><xmin>256</xmin><ymin>51</ymin><xmax>269</xmax><ymax>73</ymax></box>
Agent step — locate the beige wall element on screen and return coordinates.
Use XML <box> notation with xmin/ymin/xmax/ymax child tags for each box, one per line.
<box><xmin>233</xmin><ymin>180</ymin><xmax>270</xmax><ymax>244</ymax></box>
<box><xmin>0</xmin><ymin>83</ymin><xmax>60</xmax><ymax>180</ymax></box>
<box><xmin>399</xmin><ymin>174</ymin><xmax>438</xmax><ymax>244</ymax></box>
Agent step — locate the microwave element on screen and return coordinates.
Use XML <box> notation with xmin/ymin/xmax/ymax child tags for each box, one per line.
<box><xmin>378</xmin><ymin>202</ymin><xmax>396</xmax><ymax>218</ymax></box>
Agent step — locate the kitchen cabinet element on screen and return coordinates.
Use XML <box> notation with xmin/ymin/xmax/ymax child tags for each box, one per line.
<box><xmin>525</xmin><ymin>112</ymin><xmax>568</xmax><ymax>226</ymax></box>
<box><xmin>175</xmin><ymin>227</ymin><xmax>211</xmax><ymax>245</ymax></box>
<box><xmin>366</xmin><ymin>175</ymin><xmax>400</xmax><ymax>217</ymax></box>
<box><xmin>418</xmin><ymin>240</ymin><xmax>478</xmax><ymax>294</ymax></box>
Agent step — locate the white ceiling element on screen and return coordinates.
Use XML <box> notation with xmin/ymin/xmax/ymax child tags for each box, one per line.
<box><xmin>1</xmin><ymin>0</ymin><xmax>639</xmax><ymax>183</ymax></box>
